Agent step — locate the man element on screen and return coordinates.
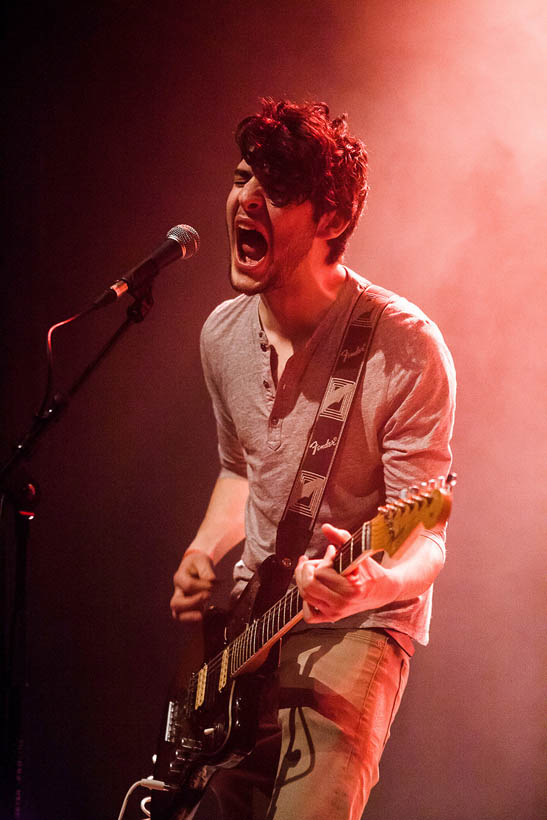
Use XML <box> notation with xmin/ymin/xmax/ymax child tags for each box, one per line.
<box><xmin>170</xmin><ymin>99</ymin><xmax>456</xmax><ymax>819</ymax></box>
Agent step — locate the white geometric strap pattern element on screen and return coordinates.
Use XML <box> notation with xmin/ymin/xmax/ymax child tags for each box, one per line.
<box><xmin>276</xmin><ymin>284</ymin><xmax>394</xmax><ymax>563</ymax></box>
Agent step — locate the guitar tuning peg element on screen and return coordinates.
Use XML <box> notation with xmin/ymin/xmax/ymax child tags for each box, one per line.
<box><xmin>447</xmin><ymin>472</ymin><xmax>457</xmax><ymax>487</ymax></box>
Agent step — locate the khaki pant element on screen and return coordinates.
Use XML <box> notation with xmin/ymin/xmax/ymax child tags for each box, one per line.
<box><xmin>182</xmin><ymin>628</ymin><xmax>410</xmax><ymax>820</ymax></box>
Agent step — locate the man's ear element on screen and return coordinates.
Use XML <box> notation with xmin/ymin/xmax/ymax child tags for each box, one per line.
<box><xmin>316</xmin><ymin>210</ymin><xmax>350</xmax><ymax>241</ymax></box>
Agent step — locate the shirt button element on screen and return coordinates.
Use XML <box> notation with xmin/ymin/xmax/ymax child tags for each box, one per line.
<box><xmin>263</xmin><ymin>379</ymin><xmax>270</xmax><ymax>389</ymax></box>
<box><xmin>260</xmin><ymin>342</ymin><xmax>268</xmax><ymax>352</ymax></box>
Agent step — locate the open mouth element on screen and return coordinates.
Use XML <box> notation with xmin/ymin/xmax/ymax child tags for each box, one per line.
<box><xmin>236</xmin><ymin>225</ymin><xmax>268</xmax><ymax>266</ymax></box>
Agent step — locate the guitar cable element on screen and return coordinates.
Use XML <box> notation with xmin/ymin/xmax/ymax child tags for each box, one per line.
<box><xmin>116</xmin><ymin>776</ymin><xmax>169</xmax><ymax>820</ymax></box>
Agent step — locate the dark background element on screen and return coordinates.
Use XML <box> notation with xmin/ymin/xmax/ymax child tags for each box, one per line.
<box><xmin>2</xmin><ymin>1</ymin><xmax>546</xmax><ymax>818</ymax></box>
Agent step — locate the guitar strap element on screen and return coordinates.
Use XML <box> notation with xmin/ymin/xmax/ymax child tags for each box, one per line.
<box><xmin>274</xmin><ymin>282</ymin><xmax>393</xmax><ymax>569</ymax></box>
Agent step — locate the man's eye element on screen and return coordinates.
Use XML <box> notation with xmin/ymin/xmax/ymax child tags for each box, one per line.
<box><xmin>233</xmin><ymin>176</ymin><xmax>249</xmax><ymax>187</ymax></box>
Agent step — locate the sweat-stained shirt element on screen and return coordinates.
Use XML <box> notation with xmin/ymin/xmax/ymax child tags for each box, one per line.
<box><xmin>200</xmin><ymin>269</ymin><xmax>456</xmax><ymax>645</ymax></box>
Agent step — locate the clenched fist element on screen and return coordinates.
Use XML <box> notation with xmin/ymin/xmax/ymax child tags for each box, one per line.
<box><xmin>170</xmin><ymin>549</ymin><xmax>216</xmax><ymax>623</ymax></box>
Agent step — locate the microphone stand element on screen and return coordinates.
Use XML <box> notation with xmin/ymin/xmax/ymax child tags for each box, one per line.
<box><xmin>1</xmin><ymin>287</ymin><xmax>154</xmax><ymax>819</ymax></box>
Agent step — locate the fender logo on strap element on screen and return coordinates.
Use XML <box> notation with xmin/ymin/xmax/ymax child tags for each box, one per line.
<box><xmin>309</xmin><ymin>436</ymin><xmax>338</xmax><ymax>456</ymax></box>
<box><xmin>340</xmin><ymin>342</ymin><xmax>366</xmax><ymax>363</ymax></box>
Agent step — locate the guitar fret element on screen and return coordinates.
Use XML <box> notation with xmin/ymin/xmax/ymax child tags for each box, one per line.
<box><xmin>361</xmin><ymin>522</ymin><xmax>368</xmax><ymax>553</ymax></box>
<box><xmin>245</xmin><ymin>625</ymin><xmax>250</xmax><ymax>665</ymax></box>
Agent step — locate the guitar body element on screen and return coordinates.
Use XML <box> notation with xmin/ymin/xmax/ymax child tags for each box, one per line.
<box><xmin>151</xmin><ymin>556</ymin><xmax>291</xmax><ymax>819</ymax></box>
<box><xmin>150</xmin><ymin>477</ymin><xmax>456</xmax><ymax>818</ymax></box>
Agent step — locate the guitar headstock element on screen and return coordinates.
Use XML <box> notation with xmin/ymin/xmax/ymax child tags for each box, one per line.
<box><xmin>373</xmin><ymin>474</ymin><xmax>456</xmax><ymax>557</ymax></box>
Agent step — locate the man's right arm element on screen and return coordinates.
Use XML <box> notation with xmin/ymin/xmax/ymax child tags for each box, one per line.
<box><xmin>170</xmin><ymin>474</ymin><xmax>248</xmax><ymax>623</ymax></box>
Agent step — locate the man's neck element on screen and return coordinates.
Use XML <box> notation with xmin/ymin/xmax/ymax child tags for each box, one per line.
<box><xmin>259</xmin><ymin>262</ymin><xmax>347</xmax><ymax>347</ymax></box>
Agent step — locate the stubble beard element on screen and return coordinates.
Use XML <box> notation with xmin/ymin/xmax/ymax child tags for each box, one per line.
<box><xmin>228</xmin><ymin>260</ymin><xmax>280</xmax><ymax>296</ymax></box>
<box><xmin>228</xmin><ymin>231</ymin><xmax>315</xmax><ymax>297</ymax></box>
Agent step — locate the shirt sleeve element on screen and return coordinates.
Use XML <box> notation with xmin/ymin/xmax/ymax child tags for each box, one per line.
<box><xmin>379</xmin><ymin>308</ymin><xmax>456</xmax><ymax>556</ymax></box>
<box><xmin>200</xmin><ymin>321</ymin><xmax>248</xmax><ymax>480</ymax></box>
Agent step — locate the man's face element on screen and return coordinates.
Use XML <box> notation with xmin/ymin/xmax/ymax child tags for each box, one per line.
<box><xmin>226</xmin><ymin>159</ymin><xmax>319</xmax><ymax>295</ymax></box>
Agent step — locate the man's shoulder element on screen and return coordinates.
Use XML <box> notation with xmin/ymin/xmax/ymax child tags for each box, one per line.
<box><xmin>347</xmin><ymin>268</ymin><xmax>454</xmax><ymax>368</ymax></box>
<box><xmin>347</xmin><ymin>268</ymin><xmax>441</xmax><ymax>335</ymax></box>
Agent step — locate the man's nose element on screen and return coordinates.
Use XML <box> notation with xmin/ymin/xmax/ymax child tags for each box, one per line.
<box><xmin>239</xmin><ymin>177</ymin><xmax>264</xmax><ymax>211</ymax></box>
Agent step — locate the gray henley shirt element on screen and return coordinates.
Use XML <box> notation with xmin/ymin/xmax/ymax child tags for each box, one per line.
<box><xmin>200</xmin><ymin>269</ymin><xmax>456</xmax><ymax>645</ymax></box>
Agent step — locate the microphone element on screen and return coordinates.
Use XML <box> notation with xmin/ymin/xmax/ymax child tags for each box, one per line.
<box><xmin>93</xmin><ymin>224</ymin><xmax>200</xmax><ymax>308</ymax></box>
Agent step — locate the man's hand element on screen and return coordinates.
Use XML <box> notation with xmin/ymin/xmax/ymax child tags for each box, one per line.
<box><xmin>170</xmin><ymin>550</ymin><xmax>216</xmax><ymax>623</ymax></box>
<box><xmin>295</xmin><ymin>523</ymin><xmax>403</xmax><ymax>623</ymax></box>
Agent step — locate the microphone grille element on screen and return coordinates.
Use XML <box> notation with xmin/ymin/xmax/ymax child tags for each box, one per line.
<box><xmin>167</xmin><ymin>224</ymin><xmax>200</xmax><ymax>258</ymax></box>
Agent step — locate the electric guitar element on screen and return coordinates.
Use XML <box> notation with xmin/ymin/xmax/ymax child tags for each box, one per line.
<box><xmin>151</xmin><ymin>474</ymin><xmax>456</xmax><ymax>818</ymax></box>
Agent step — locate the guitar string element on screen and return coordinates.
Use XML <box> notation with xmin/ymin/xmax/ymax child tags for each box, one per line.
<box><xmin>180</xmin><ymin>491</ymin><xmax>447</xmax><ymax>718</ymax></box>
<box><xmin>193</xmin><ymin>520</ymin><xmax>373</xmax><ymax>687</ymax></box>
<box><xmin>193</xmin><ymin>507</ymin><xmax>402</xmax><ymax>686</ymax></box>
<box><xmin>190</xmin><ymin>492</ymin><xmax>439</xmax><ymax>702</ymax></box>
<box><xmin>197</xmin><ymin>508</ymin><xmax>400</xmax><ymax>686</ymax></box>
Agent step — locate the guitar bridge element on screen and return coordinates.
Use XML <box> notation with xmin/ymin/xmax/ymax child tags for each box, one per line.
<box><xmin>165</xmin><ymin>700</ymin><xmax>182</xmax><ymax>743</ymax></box>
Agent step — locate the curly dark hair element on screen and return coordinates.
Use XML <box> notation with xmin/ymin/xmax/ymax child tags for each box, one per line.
<box><xmin>235</xmin><ymin>98</ymin><xmax>369</xmax><ymax>263</ymax></box>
